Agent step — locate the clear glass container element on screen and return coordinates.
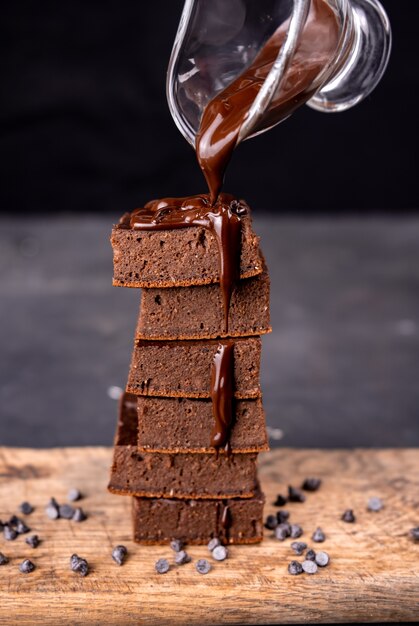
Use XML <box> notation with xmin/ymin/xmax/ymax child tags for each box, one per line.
<box><xmin>167</xmin><ymin>0</ymin><xmax>391</xmax><ymax>146</ymax></box>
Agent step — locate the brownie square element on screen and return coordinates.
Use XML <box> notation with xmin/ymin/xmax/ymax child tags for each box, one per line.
<box><xmin>136</xmin><ymin>269</ymin><xmax>271</xmax><ymax>340</ymax></box>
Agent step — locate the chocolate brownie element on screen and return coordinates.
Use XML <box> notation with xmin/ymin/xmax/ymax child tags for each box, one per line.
<box><xmin>137</xmin><ymin>395</ymin><xmax>268</xmax><ymax>453</ymax></box>
<box><xmin>111</xmin><ymin>212</ymin><xmax>263</xmax><ymax>288</ymax></box>
<box><xmin>127</xmin><ymin>337</ymin><xmax>261</xmax><ymax>399</ymax></box>
<box><xmin>132</xmin><ymin>489</ymin><xmax>265</xmax><ymax>544</ymax></box>
<box><xmin>136</xmin><ymin>269</ymin><xmax>271</xmax><ymax>340</ymax></box>
<box><xmin>108</xmin><ymin>394</ymin><xmax>258</xmax><ymax>498</ymax></box>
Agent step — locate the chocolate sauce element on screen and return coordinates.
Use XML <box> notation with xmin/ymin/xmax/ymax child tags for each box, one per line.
<box><xmin>129</xmin><ymin>193</ymin><xmax>244</xmax><ymax>331</ymax></box>
<box><xmin>196</xmin><ymin>0</ymin><xmax>340</xmax><ymax>203</ymax></box>
<box><xmin>210</xmin><ymin>341</ymin><xmax>235</xmax><ymax>450</ymax></box>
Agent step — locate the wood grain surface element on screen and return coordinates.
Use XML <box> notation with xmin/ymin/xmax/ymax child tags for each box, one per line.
<box><xmin>0</xmin><ymin>447</ymin><xmax>418</xmax><ymax>625</ymax></box>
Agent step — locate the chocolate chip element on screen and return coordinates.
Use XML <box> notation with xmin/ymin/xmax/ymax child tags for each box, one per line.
<box><xmin>264</xmin><ymin>514</ymin><xmax>278</xmax><ymax>530</ymax></box>
<box><xmin>45</xmin><ymin>499</ymin><xmax>60</xmax><ymax>520</ymax></box>
<box><xmin>288</xmin><ymin>486</ymin><xmax>306</xmax><ymax>503</ymax></box>
<box><xmin>25</xmin><ymin>535</ymin><xmax>40</xmax><ymax>549</ymax></box>
<box><xmin>315</xmin><ymin>551</ymin><xmax>330</xmax><ymax>567</ymax></box>
<box><xmin>302</xmin><ymin>560</ymin><xmax>318</xmax><ymax>574</ymax></box>
<box><xmin>72</xmin><ymin>507</ymin><xmax>87</xmax><ymax>522</ymax></box>
<box><xmin>305</xmin><ymin>549</ymin><xmax>316</xmax><ymax>561</ymax></box>
<box><xmin>276</xmin><ymin>510</ymin><xmax>290</xmax><ymax>524</ymax></box>
<box><xmin>207</xmin><ymin>537</ymin><xmax>221</xmax><ymax>552</ymax></box>
<box><xmin>312</xmin><ymin>527</ymin><xmax>326</xmax><ymax>543</ymax></box>
<box><xmin>19</xmin><ymin>559</ymin><xmax>35</xmax><ymax>574</ymax></box>
<box><xmin>409</xmin><ymin>527</ymin><xmax>419</xmax><ymax>541</ymax></box>
<box><xmin>70</xmin><ymin>554</ymin><xmax>89</xmax><ymax>577</ymax></box>
<box><xmin>273</xmin><ymin>494</ymin><xmax>287</xmax><ymax>507</ymax></box>
<box><xmin>291</xmin><ymin>541</ymin><xmax>307</xmax><ymax>556</ymax></box>
<box><xmin>367</xmin><ymin>497</ymin><xmax>383</xmax><ymax>512</ymax></box>
<box><xmin>59</xmin><ymin>504</ymin><xmax>75</xmax><ymax>520</ymax></box>
<box><xmin>3</xmin><ymin>525</ymin><xmax>17</xmax><ymax>541</ymax></box>
<box><xmin>275</xmin><ymin>522</ymin><xmax>291</xmax><ymax>541</ymax></box>
<box><xmin>212</xmin><ymin>546</ymin><xmax>228</xmax><ymax>561</ymax></box>
<box><xmin>67</xmin><ymin>488</ymin><xmax>82</xmax><ymax>502</ymax></box>
<box><xmin>288</xmin><ymin>560</ymin><xmax>303</xmax><ymax>575</ymax></box>
<box><xmin>196</xmin><ymin>559</ymin><xmax>211</xmax><ymax>574</ymax></box>
<box><xmin>290</xmin><ymin>524</ymin><xmax>303</xmax><ymax>539</ymax></box>
<box><xmin>155</xmin><ymin>558</ymin><xmax>170</xmax><ymax>574</ymax></box>
<box><xmin>0</xmin><ymin>520</ymin><xmax>4</xmax><ymax>531</ymax></box>
<box><xmin>342</xmin><ymin>509</ymin><xmax>356</xmax><ymax>523</ymax></box>
<box><xmin>175</xmin><ymin>550</ymin><xmax>191</xmax><ymax>565</ymax></box>
<box><xmin>112</xmin><ymin>545</ymin><xmax>127</xmax><ymax>566</ymax></box>
<box><xmin>19</xmin><ymin>502</ymin><xmax>34</xmax><ymax>515</ymax></box>
<box><xmin>302</xmin><ymin>478</ymin><xmax>322</xmax><ymax>492</ymax></box>
<box><xmin>170</xmin><ymin>539</ymin><xmax>183</xmax><ymax>553</ymax></box>
<box><xmin>0</xmin><ymin>553</ymin><xmax>9</xmax><ymax>565</ymax></box>
<box><xmin>229</xmin><ymin>200</ymin><xmax>247</xmax><ymax>216</ymax></box>
<box><xmin>16</xmin><ymin>519</ymin><xmax>30</xmax><ymax>534</ymax></box>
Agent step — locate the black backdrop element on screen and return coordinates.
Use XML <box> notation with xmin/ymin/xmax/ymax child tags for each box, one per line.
<box><xmin>1</xmin><ymin>0</ymin><xmax>417</xmax><ymax>214</ymax></box>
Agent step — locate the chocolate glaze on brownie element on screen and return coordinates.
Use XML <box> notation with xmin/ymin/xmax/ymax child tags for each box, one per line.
<box><xmin>112</xmin><ymin>205</ymin><xmax>262</xmax><ymax>289</ymax></box>
<box><xmin>132</xmin><ymin>488</ymin><xmax>265</xmax><ymax>545</ymax></box>
<box><xmin>108</xmin><ymin>394</ymin><xmax>258</xmax><ymax>499</ymax></box>
<box><xmin>136</xmin><ymin>395</ymin><xmax>268</xmax><ymax>453</ymax></box>
<box><xmin>127</xmin><ymin>337</ymin><xmax>261</xmax><ymax>399</ymax></box>
<box><xmin>136</xmin><ymin>268</ymin><xmax>271</xmax><ymax>341</ymax></box>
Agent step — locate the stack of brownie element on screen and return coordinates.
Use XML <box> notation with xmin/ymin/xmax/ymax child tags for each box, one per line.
<box><xmin>108</xmin><ymin>201</ymin><xmax>271</xmax><ymax>544</ymax></box>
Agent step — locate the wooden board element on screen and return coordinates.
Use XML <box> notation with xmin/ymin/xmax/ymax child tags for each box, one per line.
<box><xmin>0</xmin><ymin>447</ymin><xmax>418</xmax><ymax>625</ymax></box>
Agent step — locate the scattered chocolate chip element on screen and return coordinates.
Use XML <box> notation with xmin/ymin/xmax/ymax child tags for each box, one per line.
<box><xmin>0</xmin><ymin>553</ymin><xmax>9</xmax><ymax>565</ymax></box>
<box><xmin>19</xmin><ymin>559</ymin><xmax>35</xmax><ymax>574</ymax></box>
<box><xmin>170</xmin><ymin>539</ymin><xmax>183</xmax><ymax>553</ymax></box>
<box><xmin>4</xmin><ymin>525</ymin><xmax>17</xmax><ymax>541</ymax></box>
<box><xmin>367</xmin><ymin>497</ymin><xmax>383</xmax><ymax>512</ymax></box>
<box><xmin>72</xmin><ymin>507</ymin><xmax>87</xmax><ymax>522</ymax></box>
<box><xmin>0</xmin><ymin>521</ymin><xmax>4</xmax><ymax>532</ymax></box>
<box><xmin>288</xmin><ymin>560</ymin><xmax>303</xmax><ymax>575</ymax></box>
<box><xmin>155</xmin><ymin>558</ymin><xmax>170</xmax><ymax>574</ymax></box>
<box><xmin>196</xmin><ymin>559</ymin><xmax>211</xmax><ymax>574</ymax></box>
<box><xmin>290</xmin><ymin>524</ymin><xmax>303</xmax><ymax>539</ymax></box>
<box><xmin>67</xmin><ymin>488</ymin><xmax>82</xmax><ymax>502</ymax></box>
<box><xmin>175</xmin><ymin>550</ymin><xmax>191</xmax><ymax>565</ymax></box>
<box><xmin>305</xmin><ymin>549</ymin><xmax>316</xmax><ymax>561</ymax></box>
<box><xmin>273</xmin><ymin>494</ymin><xmax>287</xmax><ymax>507</ymax></box>
<box><xmin>409</xmin><ymin>527</ymin><xmax>419</xmax><ymax>541</ymax></box>
<box><xmin>45</xmin><ymin>499</ymin><xmax>60</xmax><ymax>520</ymax></box>
<box><xmin>291</xmin><ymin>541</ymin><xmax>307</xmax><ymax>556</ymax></box>
<box><xmin>276</xmin><ymin>510</ymin><xmax>290</xmax><ymax>524</ymax></box>
<box><xmin>112</xmin><ymin>545</ymin><xmax>127</xmax><ymax>566</ymax></box>
<box><xmin>315</xmin><ymin>551</ymin><xmax>330</xmax><ymax>567</ymax></box>
<box><xmin>302</xmin><ymin>559</ymin><xmax>318</xmax><ymax>574</ymax></box>
<box><xmin>342</xmin><ymin>509</ymin><xmax>356</xmax><ymax>523</ymax></box>
<box><xmin>302</xmin><ymin>478</ymin><xmax>322</xmax><ymax>492</ymax></box>
<box><xmin>207</xmin><ymin>537</ymin><xmax>221</xmax><ymax>552</ymax></box>
<box><xmin>25</xmin><ymin>535</ymin><xmax>40</xmax><ymax>549</ymax></box>
<box><xmin>19</xmin><ymin>502</ymin><xmax>34</xmax><ymax>515</ymax></box>
<box><xmin>9</xmin><ymin>515</ymin><xmax>19</xmax><ymax>526</ymax></box>
<box><xmin>312</xmin><ymin>527</ymin><xmax>326</xmax><ymax>543</ymax></box>
<box><xmin>288</xmin><ymin>486</ymin><xmax>306</xmax><ymax>503</ymax></box>
<box><xmin>212</xmin><ymin>546</ymin><xmax>228</xmax><ymax>561</ymax></box>
<box><xmin>275</xmin><ymin>523</ymin><xmax>291</xmax><ymax>541</ymax></box>
<box><xmin>264</xmin><ymin>514</ymin><xmax>278</xmax><ymax>530</ymax></box>
<box><xmin>70</xmin><ymin>554</ymin><xmax>89</xmax><ymax>577</ymax></box>
<box><xmin>16</xmin><ymin>519</ymin><xmax>30</xmax><ymax>534</ymax></box>
<box><xmin>59</xmin><ymin>504</ymin><xmax>75</xmax><ymax>520</ymax></box>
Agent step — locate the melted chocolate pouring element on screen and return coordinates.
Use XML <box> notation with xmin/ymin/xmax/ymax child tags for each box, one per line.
<box><xmin>210</xmin><ymin>341</ymin><xmax>235</xmax><ymax>450</ymax></box>
<box><xmin>128</xmin><ymin>193</ymin><xmax>244</xmax><ymax>331</ymax></box>
<box><xmin>196</xmin><ymin>0</ymin><xmax>340</xmax><ymax>203</ymax></box>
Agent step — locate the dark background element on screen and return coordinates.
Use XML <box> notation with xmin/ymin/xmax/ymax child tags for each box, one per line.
<box><xmin>0</xmin><ymin>1</ymin><xmax>418</xmax><ymax>449</ymax></box>
<box><xmin>1</xmin><ymin>0</ymin><xmax>418</xmax><ymax>214</ymax></box>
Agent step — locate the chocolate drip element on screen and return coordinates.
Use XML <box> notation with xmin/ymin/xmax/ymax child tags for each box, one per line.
<box><xmin>196</xmin><ymin>0</ymin><xmax>340</xmax><ymax>204</ymax></box>
<box><xmin>210</xmin><ymin>341</ymin><xmax>235</xmax><ymax>450</ymax></box>
<box><xmin>129</xmin><ymin>193</ymin><xmax>244</xmax><ymax>331</ymax></box>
